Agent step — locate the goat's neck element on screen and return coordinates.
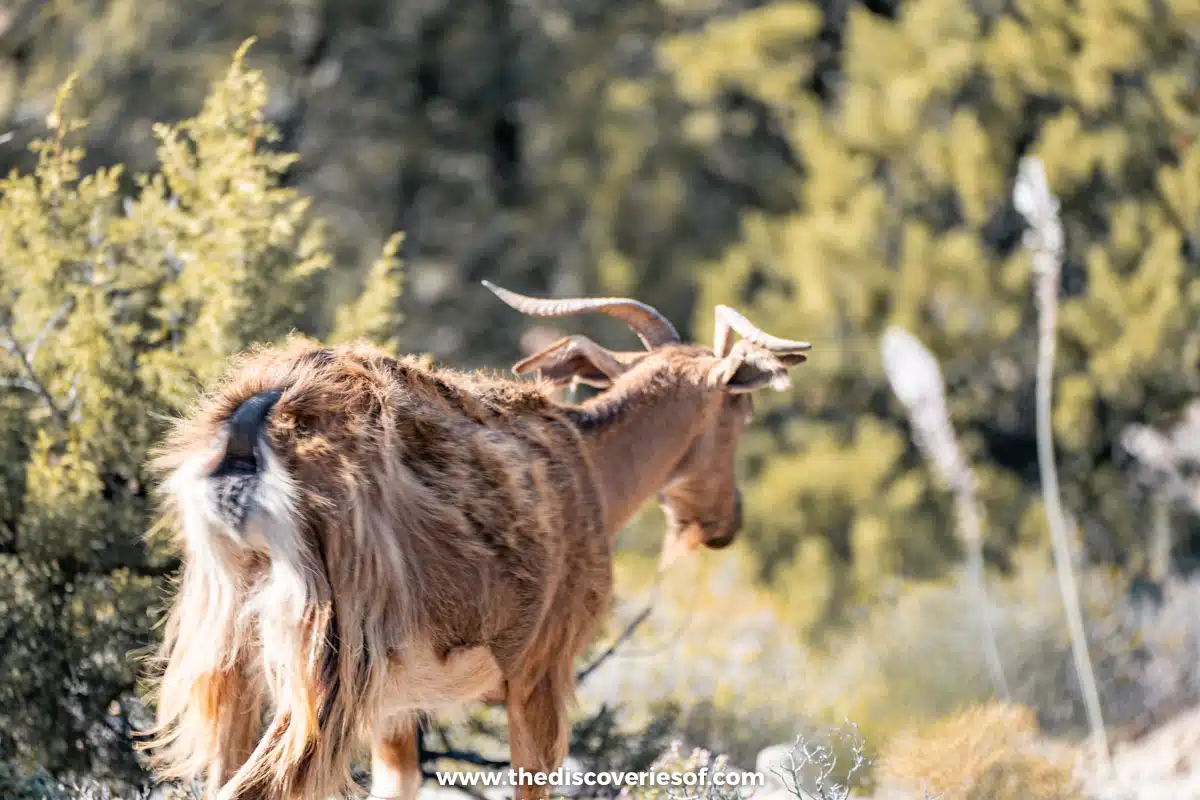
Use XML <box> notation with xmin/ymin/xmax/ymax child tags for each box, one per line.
<box><xmin>570</xmin><ymin>379</ymin><xmax>708</xmax><ymax>536</ymax></box>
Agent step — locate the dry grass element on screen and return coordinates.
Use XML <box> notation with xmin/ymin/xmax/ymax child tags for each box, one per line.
<box><xmin>875</xmin><ymin>702</ymin><xmax>1083</xmax><ymax>800</ymax></box>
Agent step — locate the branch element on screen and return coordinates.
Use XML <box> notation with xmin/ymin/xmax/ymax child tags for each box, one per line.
<box><xmin>575</xmin><ymin>600</ymin><xmax>655</xmax><ymax>684</ymax></box>
<box><xmin>62</xmin><ymin>370</ymin><xmax>82</xmax><ymax>421</ymax></box>
<box><xmin>416</xmin><ymin>732</ymin><xmax>507</xmax><ymax>799</ymax></box>
<box><xmin>27</xmin><ymin>298</ymin><xmax>73</xmax><ymax>363</ymax></box>
<box><xmin>419</xmin><ymin>747</ymin><xmax>510</xmax><ymax>771</ymax></box>
<box><xmin>0</xmin><ymin>518</ymin><xmax>16</xmax><ymax>554</ymax></box>
<box><xmin>0</xmin><ymin>375</ymin><xmax>43</xmax><ymax>393</ymax></box>
<box><xmin>417</xmin><ymin>715</ymin><xmax>510</xmax><ymax>776</ymax></box>
<box><xmin>0</xmin><ymin>316</ymin><xmax>66</xmax><ymax>423</ymax></box>
<box><xmin>50</xmin><ymin>554</ymin><xmax>181</xmax><ymax>581</ymax></box>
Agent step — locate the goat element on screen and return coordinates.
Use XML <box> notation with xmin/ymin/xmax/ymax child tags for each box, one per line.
<box><xmin>142</xmin><ymin>282</ymin><xmax>810</xmax><ymax>800</ymax></box>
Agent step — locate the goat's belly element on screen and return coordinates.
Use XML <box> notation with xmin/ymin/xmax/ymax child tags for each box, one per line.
<box><xmin>379</xmin><ymin>643</ymin><xmax>504</xmax><ymax>714</ymax></box>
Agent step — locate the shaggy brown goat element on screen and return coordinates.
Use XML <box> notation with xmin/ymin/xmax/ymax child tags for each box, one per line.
<box><xmin>142</xmin><ymin>283</ymin><xmax>810</xmax><ymax>800</ymax></box>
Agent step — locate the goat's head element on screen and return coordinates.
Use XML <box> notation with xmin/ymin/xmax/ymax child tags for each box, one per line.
<box><xmin>483</xmin><ymin>281</ymin><xmax>810</xmax><ymax>558</ymax></box>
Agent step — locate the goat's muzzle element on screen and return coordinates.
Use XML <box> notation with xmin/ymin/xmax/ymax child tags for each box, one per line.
<box><xmin>702</xmin><ymin>489</ymin><xmax>743</xmax><ymax>549</ymax></box>
<box><xmin>702</xmin><ymin>530</ymin><xmax>737</xmax><ymax>550</ymax></box>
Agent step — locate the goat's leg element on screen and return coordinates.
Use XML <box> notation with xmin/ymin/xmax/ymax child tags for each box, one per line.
<box><xmin>201</xmin><ymin>662</ymin><xmax>264</xmax><ymax>799</ymax></box>
<box><xmin>204</xmin><ymin>704</ymin><xmax>260</xmax><ymax>799</ymax></box>
<box><xmin>506</xmin><ymin>672</ymin><xmax>570</xmax><ymax>800</ymax></box>
<box><xmin>369</xmin><ymin>717</ymin><xmax>423</xmax><ymax>800</ymax></box>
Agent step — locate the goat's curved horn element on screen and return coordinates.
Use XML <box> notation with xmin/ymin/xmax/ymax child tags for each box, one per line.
<box><xmin>713</xmin><ymin>305</ymin><xmax>813</xmax><ymax>358</ymax></box>
<box><xmin>482</xmin><ymin>280</ymin><xmax>681</xmax><ymax>350</ymax></box>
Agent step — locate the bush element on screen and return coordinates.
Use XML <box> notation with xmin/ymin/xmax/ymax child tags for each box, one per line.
<box><xmin>876</xmin><ymin>702</ymin><xmax>1082</xmax><ymax>800</ymax></box>
<box><xmin>620</xmin><ymin>741</ymin><xmax>756</xmax><ymax>800</ymax></box>
<box><xmin>0</xmin><ymin>40</ymin><xmax>402</xmax><ymax>792</ymax></box>
<box><xmin>798</xmin><ymin>551</ymin><xmax>1200</xmax><ymax>748</ymax></box>
<box><xmin>582</xmin><ymin>543</ymin><xmax>1200</xmax><ymax>796</ymax></box>
<box><xmin>584</xmin><ymin>546</ymin><xmax>820</xmax><ymax>767</ymax></box>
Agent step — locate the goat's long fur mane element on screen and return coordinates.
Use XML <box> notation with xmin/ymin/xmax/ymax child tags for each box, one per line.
<box><xmin>141</xmin><ymin>336</ymin><xmax>610</xmax><ymax>800</ymax></box>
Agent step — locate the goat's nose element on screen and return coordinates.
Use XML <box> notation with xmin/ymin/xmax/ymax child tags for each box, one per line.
<box><xmin>703</xmin><ymin>529</ymin><xmax>736</xmax><ymax>549</ymax></box>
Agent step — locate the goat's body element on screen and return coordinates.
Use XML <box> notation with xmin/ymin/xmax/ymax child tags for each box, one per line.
<box><xmin>149</xmin><ymin>339</ymin><xmax>614</xmax><ymax>799</ymax></box>
<box><xmin>146</xmin><ymin>283</ymin><xmax>808</xmax><ymax>800</ymax></box>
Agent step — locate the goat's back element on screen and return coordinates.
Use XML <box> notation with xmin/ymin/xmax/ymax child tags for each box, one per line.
<box><xmin>154</xmin><ymin>337</ymin><xmax>613</xmax><ymax>682</ymax></box>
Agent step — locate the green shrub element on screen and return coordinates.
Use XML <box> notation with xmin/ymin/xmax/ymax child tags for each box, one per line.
<box><xmin>0</xmin><ymin>39</ymin><xmax>402</xmax><ymax>791</ymax></box>
<box><xmin>581</xmin><ymin>0</ymin><xmax>1200</xmax><ymax>649</ymax></box>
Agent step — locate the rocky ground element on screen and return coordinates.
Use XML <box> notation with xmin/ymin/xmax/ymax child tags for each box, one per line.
<box><xmin>1075</xmin><ymin>703</ymin><xmax>1200</xmax><ymax>800</ymax></box>
<box><xmin>413</xmin><ymin>703</ymin><xmax>1200</xmax><ymax>800</ymax></box>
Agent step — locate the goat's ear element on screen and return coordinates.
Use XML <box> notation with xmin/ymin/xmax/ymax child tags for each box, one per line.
<box><xmin>775</xmin><ymin>353</ymin><xmax>809</xmax><ymax>367</ymax></box>
<box><xmin>512</xmin><ymin>335</ymin><xmax>630</xmax><ymax>389</ymax></box>
<box><xmin>707</xmin><ymin>341</ymin><xmax>792</xmax><ymax>394</ymax></box>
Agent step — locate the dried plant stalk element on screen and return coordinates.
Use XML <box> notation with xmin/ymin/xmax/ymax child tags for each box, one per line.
<box><xmin>1121</xmin><ymin>398</ymin><xmax>1200</xmax><ymax>583</ymax></box>
<box><xmin>1013</xmin><ymin>155</ymin><xmax>1109</xmax><ymax>768</ymax></box>
<box><xmin>1150</xmin><ymin>495</ymin><xmax>1171</xmax><ymax>583</ymax></box>
<box><xmin>881</xmin><ymin>326</ymin><xmax>1010</xmax><ymax>701</ymax></box>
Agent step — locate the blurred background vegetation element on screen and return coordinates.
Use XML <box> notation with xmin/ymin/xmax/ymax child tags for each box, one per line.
<box><xmin>0</xmin><ymin>0</ymin><xmax>1198</xmax><ymax>796</ymax></box>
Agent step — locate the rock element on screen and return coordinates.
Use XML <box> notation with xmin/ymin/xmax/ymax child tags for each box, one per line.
<box><xmin>753</xmin><ymin>743</ymin><xmax>796</xmax><ymax>794</ymax></box>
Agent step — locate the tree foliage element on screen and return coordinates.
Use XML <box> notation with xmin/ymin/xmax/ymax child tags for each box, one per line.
<box><xmin>576</xmin><ymin>0</ymin><xmax>1200</xmax><ymax>639</ymax></box>
<box><xmin>0</xmin><ymin>41</ymin><xmax>402</xmax><ymax>787</ymax></box>
<box><xmin>0</xmin><ymin>0</ymin><xmax>1198</xmax><ymax>789</ymax></box>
